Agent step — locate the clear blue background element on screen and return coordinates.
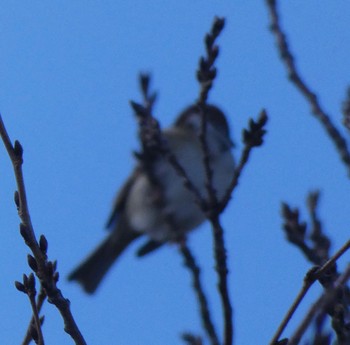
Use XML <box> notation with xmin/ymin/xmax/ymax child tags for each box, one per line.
<box><xmin>0</xmin><ymin>2</ymin><xmax>349</xmax><ymax>344</ymax></box>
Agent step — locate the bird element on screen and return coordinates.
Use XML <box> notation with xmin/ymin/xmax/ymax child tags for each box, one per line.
<box><xmin>68</xmin><ymin>104</ymin><xmax>235</xmax><ymax>293</ymax></box>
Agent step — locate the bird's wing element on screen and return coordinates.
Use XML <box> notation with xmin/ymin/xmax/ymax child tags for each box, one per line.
<box><xmin>105</xmin><ymin>167</ymin><xmax>141</xmax><ymax>230</ymax></box>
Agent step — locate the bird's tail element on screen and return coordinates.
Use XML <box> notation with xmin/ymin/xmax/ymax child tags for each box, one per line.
<box><xmin>68</xmin><ymin>225</ymin><xmax>141</xmax><ymax>294</ymax></box>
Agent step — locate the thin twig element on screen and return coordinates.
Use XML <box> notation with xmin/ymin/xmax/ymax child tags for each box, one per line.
<box><xmin>16</xmin><ymin>274</ymin><xmax>45</xmax><ymax>345</ymax></box>
<box><xmin>0</xmin><ymin>115</ymin><xmax>87</xmax><ymax>345</ymax></box>
<box><xmin>307</xmin><ymin>191</ymin><xmax>331</xmax><ymax>265</ymax></box>
<box><xmin>180</xmin><ymin>243</ymin><xmax>220</xmax><ymax>345</ymax></box>
<box><xmin>218</xmin><ymin>110</ymin><xmax>268</xmax><ymax>213</ymax></box>
<box><xmin>288</xmin><ymin>263</ymin><xmax>350</xmax><ymax>345</ymax></box>
<box><xmin>196</xmin><ymin>17</ymin><xmax>225</xmax><ymax>208</ymax></box>
<box><xmin>210</xmin><ymin>216</ymin><xmax>233</xmax><ymax>345</ymax></box>
<box><xmin>269</xmin><ymin>239</ymin><xmax>350</xmax><ymax>344</ymax></box>
<box><xmin>281</xmin><ymin>202</ymin><xmax>325</xmax><ymax>266</ymax></box>
<box><xmin>281</xmin><ymin>195</ymin><xmax>350</xmax><ymax>343</ymax></box>
<box><xmin>266</xmin><ymin>0</ymin><xmax>350</xmax><ymax>175</ymax></box>
<box><xmin>130</xmin><ymin>100</ymin><xmax>206</xmax><ymax>211</ymax></box>
<box><xmin>317</xmin><ymin>240</ymin><xmax>350</xmax><ymax>278</ymax></box>
<box><xmin>22</xmin><ymin>287</ymin><xmax>47</xmax><ymax>345</ymax></box>
<box><xmin>195</xmin><ymin>17</ymin><xmax>234</xmax><ymax>345</ymax></box>
<box><xmin>28</xmin><ymin>290</ymin><xmax>44</xmax><ymax>345</ymax></box>
<box><xmin>132</xmin><ymin>74</ymin><xmax>221</xmax><ymax>343</ymax></box>
<box><xmin>196</xmin><ymin>17</ymin><xmax>225</xmax><ymax>105</ymax></box>
<box><xmin>270</xmin><ymin>275</ymin><xmax>313</xmax><ymax>345</ymax></box>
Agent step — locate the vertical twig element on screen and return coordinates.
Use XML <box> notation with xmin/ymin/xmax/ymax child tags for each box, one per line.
<box><xmin>196</xmin><ymin>17</ymin><xmax>225</xmax><ymax>207</ymax></box>
<box><xmin>0</xmin><ymin>115</ymin><xmax>87</xmax><ymax>345</ymax></box>
<box><xmin>16</xmin><ymin>274</ymin><xmax>45</xmax><ymax>345</ymax></box>
<box><xmin>180</xmin><ymin>243</ymin><xmax>220</xmax><ymax>345</ymax></box>
<box><xmin>22</xmin><ymin>287</ymin><xmax>47</xmax><ymax>345</ymax></box>
<box><xmin>210</xmin><ymin>216</ymin><xmax>233</xmax><ymax>345</ymax></box>
<box><xmin>131</xmin><ymin>75</ymin><xmax>219</xmax><ymax>343</ymax></box>
<box><xmin>196</xmin><ymin>17</ymin><xmax>234</xmax><ymax>345</ymax></box>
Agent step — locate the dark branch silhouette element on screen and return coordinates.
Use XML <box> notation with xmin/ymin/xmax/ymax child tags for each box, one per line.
<box><xmin>0</xmin><ymin>116</ymin><xmax>87</xmax><ymax>345</ymax></box>
<box><xmin>270</xmin><ymin>239</ymin><xmax>350</xmax><ymax>344</ymax></box>
<box><xmin>266</xmin><ymin>0</ymin><xmax>350</xmax><ymax>176</ymax></box>
<box><xmin>288</xmin><ymin>263</ymin><xmax>350</xmax><ymax>345</ymax></box>
<box><xmin>22</xmin><ymin>286</ymin><xmax>47</xmax><ymax>345</ymax></box>
<box><xmin>180</xmin><ymin>243</ymin><xmax>220</xmax><ymax>345</ymax></box>
<box><xmin>195</xmin><ymin>17</ymin><xmax>233</xmax><ymax>345</ymax></box>
<box><xmin>15</xmin><ymin>274</ymin><xmax>44</xmax><ymax>345</ymax></box>
<box><xmin>130</xmin><ymin>17</ymin><xmax>269</xmax><ymax>345</ymax></box>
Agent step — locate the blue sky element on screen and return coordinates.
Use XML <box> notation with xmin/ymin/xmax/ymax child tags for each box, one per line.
<box><xmin>0</xmin><ymin>2</ymin><xmax>349</xmax><ymax>344</ymax></box>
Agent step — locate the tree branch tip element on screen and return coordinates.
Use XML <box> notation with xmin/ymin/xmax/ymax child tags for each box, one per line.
<box><xmin>139</xmin><ymin>73</ymin><xmax>151</xmax><ymax>92</ymax></box>
<box><xmin>18</xmin><ymin>273</ymin><xmax>36</xmax><ymax>294</ymax></box>
<box><xmin>14</xmin><ymin>139</ymin><xmax>23</xmax><ymax>158</ymax></box>
<box><xmin>212</xmin><ymin>16</ymin><xmax>225</xmax><ymax>34</ymax></box>
<box><xmin>27</xmin><ymin>273</ymin><xmax>36</xmax><ymax>292</ymax></box>
<box><xmin>129</xmin><ymin>100</ymin><xmax>147</xmax><ymax>118</ymax></box>
<box><xmin>242</xmin><ymin>113</ymin><xmax>268</xmax><ymax>147</ymax></box>
<box><xmin>15</xmin><ymin>281</ymin><xmax>26</xmax><ymax>293</ymax></box>
<box><xmin>307</xmin><ymin>190</ymin><xmax>320</xmax><ymax>209</ymax></box>
<box><xmin>259</xmin><ymin>109</ymin><xmax>269</xmax><ymax>123</ymax></box>
<box><xmin>27</xmin><ymin>254</ymin><xmax>38</xmax><ymax>273</ymax></box>
<box><xmin>39</xmin><ymin>234</ymin><xmax>48</xmax><ymax>255</ymax></box>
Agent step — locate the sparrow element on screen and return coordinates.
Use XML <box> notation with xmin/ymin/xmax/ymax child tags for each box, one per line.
<box><xmin>68</xmin><ymin>104</ymin><xmax>235</xmax><ymax>293</ymax></box>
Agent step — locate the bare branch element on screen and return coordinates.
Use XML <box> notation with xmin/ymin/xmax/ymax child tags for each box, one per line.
<box><xmin>306</xmin><ymin>191</ymin><xmax>331</xmax><ymax>264</ymax></box>
<box><xmin>196</xmin><ymin>16</ymin><xmax>225</xmax><ymax>105</ymax></box>
<box><xmin>269</xmin><ymin>239</ymin><xmax>350</xmax><ymax>344</ymax></box>
<box><xmin>210</xmin><ymin>216</ymin><xmax>233</xmax><ymax>345</ymax></box>
<box><xmin>131</xmin><ymin>19</ymin><xmax>237</xmax><ymax>345</ymax></box>
<box><xmin>131</xmin><ymin>76</ymin><xmax>219</xmax><ymax>342</ymax></box>
<box><xmin>266</xmin><ymin>0</ymin><xmax>350</xmax><ymax>175</ymax></box>
<box><xmin>22</xmin><ymin>285</ymin><xmax>47</xmax><ymax>345</ymax></box>
<box><xmin>0</xmin><ymin>115</ymin><xmax>87</xmax><ymax>345</ymax></box>
<box><xmin>288</xmin><ymin>263</ymin><xmax>350</xmax><ymax>345</ymax></box>
<box><xmin>16</xmin><ymin>274</ymin><xmax>45</xmax><ymax>345</ymax></box>
<box><xmin>196</xmin><ymin>17</ymin><xmax>226</xmax><ymax>210</ymax></box>
<box><xmin>180</xmin><ymin>243</ymin><xmax>220</xmax><ymax>345</ymax></box>
<box><xmin>218</xmin><ymin>110</ymin><xmax>268</xmax><ymax>214</ymax></box>
<box><xmin>195</xmin><ymin>17</ymin><xmax>235</xmax><ymax>345</ymax></box>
